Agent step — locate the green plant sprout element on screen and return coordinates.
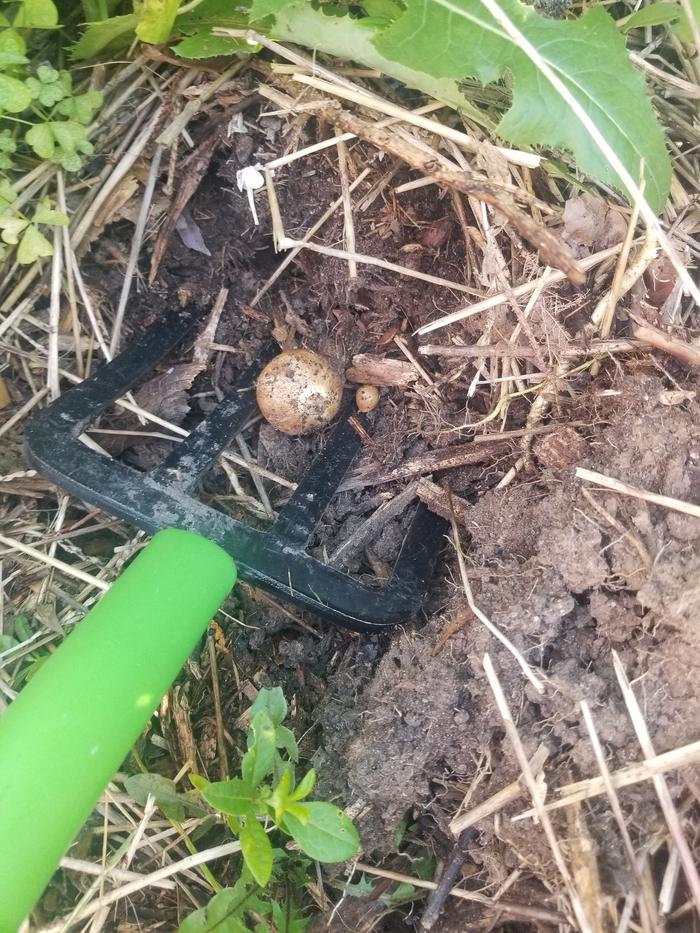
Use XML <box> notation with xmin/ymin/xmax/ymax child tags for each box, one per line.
<box><xmin>125</xmin><ymin>687</ymin><xmax>359</xmax><ymax>933</ymax></box>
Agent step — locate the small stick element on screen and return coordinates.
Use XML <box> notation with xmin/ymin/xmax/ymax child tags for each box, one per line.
<box><xmin>393</xmin><ymin>335</ymin><xmax>438</xmax><ymax>389</ymax></box>
<box><xmin>351</xmin><ymin>861</ymin><xmax>567</xmax><ymax>925</ymax></box>
<box><xmin>420</xmin><ymin>829</ymin><xmax>476</xmax><ymax>929</ymax></box>
<box><xmin>111</xmin><ymin>145</ymin><xmax>164</xmax><ymax>355</ymax></box>
<box><xmin>417</xmin><ymin>338</ymin><xmax>642</xmax><ymax>360</ymax></box>
<box><xmin>631</xmin><ymin>320</ymin><xmax>700</xmax><ymax>368</ymax></box>
<box><xmin>335</xmin><ymin>130</ymin><xmax>357</xmax><ymax>280</ymax></box>
<box><xmin>331</xmin><ymin>482</ymin><xmax>419</xmax><ymax>567</ymax></box>
<box><xmin>0</xmin><ymin>532</ymin><xmax>109</xmax><ymax>592</ymax></box>
<box><xmin>580</xmin><ymin>701</ymin><xmax>660</xmax><ymax>932</ymax></box>
<box><xmin>339</xmin><ymin>440</ymin><xmax>509</xmax><ymax>491</ymax></box>
<box><xmin>514</xmin><ymin>736</ymin><xmax>700</xmax><ymax>819</ymax></box>
<box><xmin>58</xmin><ymin>855</ymin><xmax>175</xmax><ymax>890</ymax></box>
<box><xmin>47</xmin><ymin>224</ymin><xmax>62</xmax><ymax>399</ymax></box>
<box><xmin>251</xmin><ymin>168</ymin><xmax>370</xmax><ymax>306</ymax></box>
<box><xmin>43</xmin><ymin>840</ymin><xmax>244</xmax><ymax>929</ymax></box>
<box><xmin>449</xmin><ymin>745</ymin><xmax>549</xmax><ymax>835</ymax></box>
<box><xmin>580</xmin><ymin>487</ymin><xmax>652</xmax><ymax>573</ymax></box>
<box><xmin>58</xmin><ymin>172</ymin><xmax>84</xmax><ymax>378</ymax></box>
<box><xmin>416</xmin><ymin>241</ymin><xmax>634</xmax><ymax>336</ymax></box>
<box><xmin>265</xmin><ymin>132</ymin><xmax>354</xmax><ymax>170</ymax></box>
<box><xmin>483</xmin><ymin>653</ymin><xmax>594</xmax><ymax>933</ymax></box>
<box><xmin>612</xmin><ymin>650</ymin><xmax>700</xmax><ymax>916</ymax></box>
<box><xmin>576</xmin><ymin>467</ymin><xmax>700</xmax><ymax>521</ymax></box>
<box><xmin>207</xmin><ymin>635</ymin><xmax>229</xmax><ymax>781</ymax></box>
<box><xmin>278</xmin><ymin>236</ymin><xmax>481</xmax><ymax>296</ymax></box>
<box><xmin>0</xmin><ymin>385</ymin><xmax>49</xmax><ymax>439</ymax></box>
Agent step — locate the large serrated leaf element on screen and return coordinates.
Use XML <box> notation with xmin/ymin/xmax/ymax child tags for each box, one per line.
<box><xmin>271</xmin><ymin>0</ymin><xmax>670</xmax><ymax>212</ymax></box>
<box><xmin>373</xmin><ymin>0</ymin><xmax>670</xmax><ymax>211</ymax></box>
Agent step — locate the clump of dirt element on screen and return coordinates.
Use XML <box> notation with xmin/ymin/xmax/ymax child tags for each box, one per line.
<box><xmin>312</xmin><ymin>372</ymin><xmax>700</xmax><ymax>901</ymax></box>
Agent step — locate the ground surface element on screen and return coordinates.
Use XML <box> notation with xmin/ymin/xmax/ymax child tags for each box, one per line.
<box><xmin>4</xmin><ymin>65</ymin><xmax>700</xmax><ymax>932</ymax></box>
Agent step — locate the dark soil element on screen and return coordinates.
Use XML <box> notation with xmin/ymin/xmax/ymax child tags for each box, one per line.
<box><xmin>77</xmin><ymin>96</ymin><xmax>700</xmax><ymax>931</ymax></box>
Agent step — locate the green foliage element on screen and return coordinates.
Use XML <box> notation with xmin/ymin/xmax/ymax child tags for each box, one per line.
<box><xmin>134</xmin><ymin>0</ymin><xmax>179</xmax><ymax>43</ymax></box>
<box><xmin>0</xmin><ymin>1</ymin><xmax>104</xmax><ymax>264</ymax></box>
<box><xmin>175</xmin><ymin>688</ymin><xmax>359</xmax><ymax>932</ymax></box>
<box><xmin>66</xmin><ymin>0</ymin><xmax>674</xmax><ymax>212</ymax></box>
<box><xmin>263</xmin><ymin>0</ymin><xmax>674</xmax><ymax>210</ymax></box>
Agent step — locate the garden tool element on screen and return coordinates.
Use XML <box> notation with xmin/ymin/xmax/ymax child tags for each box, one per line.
<box><xmin>0</xmin><ymin>303</ymin><xmax>444</xmax><ymax>930</ymax></box>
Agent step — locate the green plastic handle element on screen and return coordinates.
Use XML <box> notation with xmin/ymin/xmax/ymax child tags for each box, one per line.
<box><xmin>0</xmin><ymin>528</ymin><xmax>236</xmax><ymax>932</ymax></box>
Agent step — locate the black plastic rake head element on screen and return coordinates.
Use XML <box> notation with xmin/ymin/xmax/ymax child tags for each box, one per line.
<box><xmin>25</xmin><ymin>305</ymin><xmax>446</xmax><ymax>633</ymax></box>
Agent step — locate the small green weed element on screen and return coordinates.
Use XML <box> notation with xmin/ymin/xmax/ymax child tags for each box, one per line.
<box><xmin>126</xmin><ymin>687</ymin><xmax>360</xmax><ymax>932</ymax></box>
<box><xmin>0</xmin><ymin>0</ymin><xmax>103</xmax><ymax>263</ymax></box>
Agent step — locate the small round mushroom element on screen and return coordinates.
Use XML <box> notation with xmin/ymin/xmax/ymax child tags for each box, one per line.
<box><xmin>256</xmin><ymin>349</ymin><xmax>344</xmax><ymax>435</ymax></box>
<box><xmin>355</xmin><ymin>385</ymin><xmax>380</xmax><ymax>413</ymax></box>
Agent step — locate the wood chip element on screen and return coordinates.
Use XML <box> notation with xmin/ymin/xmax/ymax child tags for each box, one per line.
<box><xmin>346</xmin><ymin>354</ymin><xmax>419</xmax><ymax>387</ymax></box>
<box><xmin>417</xmin><ymin>478</ymin><xmax>471</xmax><ymax>525</ymax></box>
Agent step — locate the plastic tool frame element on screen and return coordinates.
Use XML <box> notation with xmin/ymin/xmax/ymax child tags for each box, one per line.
<box><xmin>25</xmin><ymin>305</ymin><xmax>446</xmax><ymax>633</ymax></box>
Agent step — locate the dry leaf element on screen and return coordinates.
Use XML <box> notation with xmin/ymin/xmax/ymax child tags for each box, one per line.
<box><xmin>563</xmin><ymin>193</ymin><xmax>627</xmax><ymax>255</ymax></box>
<box><xmin>0</xmin><ymin>377</ymin><xmax>11</xmax><ymax>410</ymax></box>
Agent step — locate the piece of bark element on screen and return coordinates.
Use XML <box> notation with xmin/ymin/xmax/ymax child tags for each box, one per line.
<box><xmin>340</xmin><ymin>440</ymin><xmax>510</xmax><ymax>491</ymax></box>
<box><xmin>533</xmin><ymin>427</ymin><xmax>590</xmax><ymax>471</ymax></box>
<box><xmin>346</xmin><ymin>354</ymin><xmax>419</xmax><ymax>387</ymax></box>
<box><xmin>417</xmin><ymin>477</ymin><xmax>471</xmax><ymax>525</ymax></box>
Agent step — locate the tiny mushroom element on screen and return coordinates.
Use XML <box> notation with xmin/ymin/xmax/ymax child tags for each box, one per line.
<box><xmin>256</xmin><ymin>349</ymin><xmax>344</xmax><ymax>435</ymax></box>
<box><xmin>355</xmin><ymin>385</ymin><xmax>380</xmax><ymax>413</ymax></box>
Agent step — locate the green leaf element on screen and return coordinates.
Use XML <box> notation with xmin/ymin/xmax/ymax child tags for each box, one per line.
<box><xmin>25</xmin><ymin>122</ymin><xmax>54</xmax><ymax>159</ymax></box>
<box><xmin>176</xmin><ymin>0</ymin><xmax>250</xmax><ymax>32</ymax></box>
<box><xmin>289</xmin><ymin>769</ymin><xmax>315</xmax><ymax>802</ymax></box>
<box><xmin>239</xmin><ymin>816</ymin><xmax>273</xmax><ymax>886</ymax></box>
<box><xmin>270</xmin><ymin>898</ymin><xmax>310</xmax><ymax>933</ymax></box>
<box><xmin>250</xmin><ymin>686</ymin><xmax>287</xmax><ymax>726</ymax></box>
<box><xmin>189</xmin><ymin>773</ymin><xmax>210</xmax><ymax>792</ymax></box>
<box><xmin>135</xmin><ymin>0</ymin><xmax>179</xmax><ymax>43</ymax></box>
<box><xmin>172</xmin><ymin>31</ymin><xmax>254</xmax><ymax>58</ymax></box>
<box><xmin>54</xmin><ymin>89</ymin><xmax>102</xmax><ymax>124</ymax></box>
<box><xmin>0</xmin><ymin>214</ymin><xmax>29</xmax><ymax>244</ymax></box>
<box><xmin>275</xmin><ymin>725</ymin><xmax>299</xmax><ymax>761</ymax></box>
<box><xmin>33</xmin><ymin>198</ymin><xmax>68</xmax><ymax>226</ymax></box>
<box><xmin>372</xmin><ymin>0</ymin><xmax>670</xmax><ymax>211</ymax></box>
<box><xmin>25</xmin><ymin>67</ymin><xmax>71</xmax><ymax>107</ymax></box>
<box><xmin>203</xmin><ymin>778</ymin><xmax>258</xmax><ymax>817</ymax></box>
<box><xmin>50</xmin><ymin>120</ymin><xmax>85</xmax><ymax>152</ymax></box>
<box><xmin>268</xmin><ymin>768</ymin><xmax>293</xmax><ymax>822</ymax></box>
<box><xmin>243</xmin><ymin>710</ymin><xmax>277</xmax><ymax>785</ymax></box>
<box><xmin>178</xmin><ymin>882</ymin><xmax>264</xmax><ymax>933</ymax></box>
<box><xmin>17</xmin><ymin>223</ymin><xmax>53</xmax><ymax>263</ymax></box>
<box><xmin>125</xmin><ymin>772</ymin><xmax>204</xmax><ymax>822</ymax></box>
<box><xmin>282</xmin><ymin>802</ymin><xmax>359</xmax><ymax>862</ymax></box>
<box><xmin>0</xmin><ymin>28</ymin><xmax>27</xmax><ymax>65</ymax></box>
<box><xmin>0</xmin><ymin>177</ymin><xmax>15</xmax><ymax>205</ymax></box>
<box><xmin>249</xmin><ymin>0</ymin><xmax>294</xmax><ymax>19</ymax></box>
<box><xmin>0</xmin><ymin>74</ymin><xmax>31</xmax><ymax>112</ymax></box>
<box><xmin>70</xmin><ymin>13</ymin><xmax>138</xmax><ymax>60</ymax></box>
<box><xmin>13</xmin><ymin>0</ymin><xmax>59</xmax><ymax>28</ymax></box>
<box><xmin>621</xmin><ymin>2</ymin><xmax>681</xmax><ymax>31</ymax></box>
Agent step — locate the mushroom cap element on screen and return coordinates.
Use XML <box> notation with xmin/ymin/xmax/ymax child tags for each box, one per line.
<box><xmin>355</xmin><ymin>385</ymin><xmax>380</xmax><ymax>413</ymax></box>
<box><xmin>256</xmin><ymin>349</ymin><xmax>344</xmax><ymax>435</ymax></box>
